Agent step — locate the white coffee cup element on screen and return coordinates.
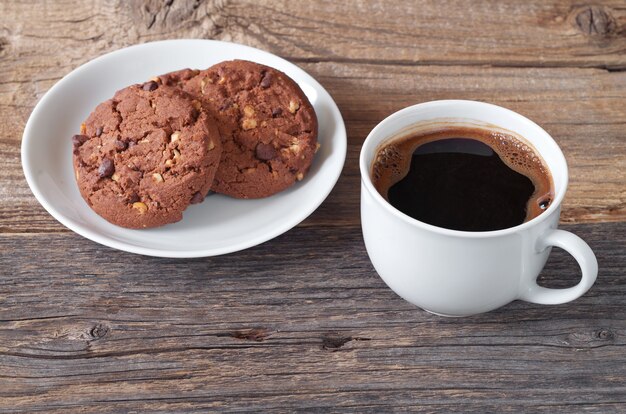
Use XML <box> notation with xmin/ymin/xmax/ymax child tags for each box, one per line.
<box><xmin>360</xmin><ymin>100</ymin><xmax>598</xmax><ymax>316</ymax></box>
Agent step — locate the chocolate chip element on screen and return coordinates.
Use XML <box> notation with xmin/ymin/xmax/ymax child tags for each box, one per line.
<box><xmin>127</xmin><ymin>193</ymin><xmax>140</xmax><ymax>204</ymax></box>
<box><xmin>255</xmin><ymin>143</ymin><xmax>277</xmax><ymax>161</ymax></box>
<box><xmin>272</xmin><ymin>107</ymin><xmax>283</xmax><ymax>117</ymax></box>
<box><xmin>114</xmin><ymin>140</ymin><xmax>127</xmax><ymax>151</ymax></box>
<box><xmin>98</xmin><ymin>158</ymin><xmax>115</xmax><ymax>178</ymax></box>
<box><xmin>260</xmin><ymin>72</ymin><xmax>272</xmax><ymax>89</ymax></box>
<box><xmin>95</xmin><ymin>127</ymin><xmax>103</xmax><ymax>137</ymax></box>
<box><xmin>72</xmin><ymin>134</ymin><xmax>89</xmax><ymax>149</ymax></box>
<box><xmin>142</xmin><ymin>81</ymin><xmax>158</xmax><ymax>91</ymax></box>
<box><xmin>190</xmin><ymin>191</ymin><xmax>204</xmax><ymax>204</ymax></box>
<box><xmin>191</xmin><ymin>108</ymin><xmax>200</xmax><ymax>121</ymax></box>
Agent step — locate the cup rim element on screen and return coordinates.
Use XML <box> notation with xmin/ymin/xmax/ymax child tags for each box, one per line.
<box><xmin>359</xmin><ymin>100</ymin><xmax>569</xmax><ymax>238</ymax></box>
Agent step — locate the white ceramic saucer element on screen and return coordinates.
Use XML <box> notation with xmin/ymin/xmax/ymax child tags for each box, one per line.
<box><xmin>21</xmin><ymin>40</ymin><xmax>346</xmax><ymax>258</ymax></box>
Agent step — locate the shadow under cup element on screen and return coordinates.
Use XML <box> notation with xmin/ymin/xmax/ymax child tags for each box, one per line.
<box><xmin>359</xmin><ymin>100</ymin><xmax>597</xmax><ymax>316</ymax></box>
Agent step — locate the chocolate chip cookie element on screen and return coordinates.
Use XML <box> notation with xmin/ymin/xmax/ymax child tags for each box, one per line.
<box><xmin>159</xmin><ymin>60</ymin><xmax>318</xmax><ymax>199</ymax></box>
<box><xmin>72</xmin><ymin>82</ymin><xmax>222</xmax><ymax>229</ymax></box>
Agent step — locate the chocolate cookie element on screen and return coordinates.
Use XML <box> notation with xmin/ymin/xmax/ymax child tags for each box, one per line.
<box><xmin>159</xmin><ymin>60</ymin><xmax>318</xmax><ymax>199</ymax></box>
<box><xmin>72</xmin><ymin>82</ymin><xmax>222</xmax><ymax>229</ymax></box>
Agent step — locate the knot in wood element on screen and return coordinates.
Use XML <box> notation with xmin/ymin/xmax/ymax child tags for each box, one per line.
<box><xmin>595</xmin><ymin>329</ymin><xmax>614</xmax><ymax>341</ymax></box>
<box><xmin>0</xmin><ymin>37</ymin><xmax>7</xmax><ymax>56</ymax></box>
<box><xmin>89</xmin><ymin>323</ymin><xmax>109</xmax><ymax>340</ymax></box>
<box><xmin>573</xmin><ymin>6</ymin><xmax>616</xmax><ymax>37</ymax></box>
<box><xmin>321</xmin><ymin>333</ymin><xmax>352</xmax><ymax>351</ymax></box>
<box><xmin>234</xmin><ymin>328</ymin><xmax>268</xmax><ymax>342</ymax></box>
<box><xmin>218</xmin><ymin>328</ymin><xmax>270</xmax><ymax>342</ymax></box>
<box><xmin>133</xmin><ymin>0</ymin><xmax>201</xmax><ymax>30</ymax></box>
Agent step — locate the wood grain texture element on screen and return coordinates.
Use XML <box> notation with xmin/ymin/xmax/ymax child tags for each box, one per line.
<box><xmin>0</xmin><ymin>223</ymin><xmax>625</xmax><ymax>412</ymax></box>
<box><xmin>2</xmin><ymin>0</ymin><xmax>626</xmax><ymax>71</ymax></box>
<box><xmin>1</xmin><ymin>0</ymin><xmax>625</xmax><ymax>412</ymax></box>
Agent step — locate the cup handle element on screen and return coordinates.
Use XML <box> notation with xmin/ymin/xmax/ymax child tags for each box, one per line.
<box><xmin>519</xmin><ymin>229</ymin><xmax>598</xmax><ymax>305</ymax></box>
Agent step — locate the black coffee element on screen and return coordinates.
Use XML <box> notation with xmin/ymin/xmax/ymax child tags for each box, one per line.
<box><xmin>372</xmin><ymin>126</ymin><xmax>554</xmax><ymax>232</ymax></box>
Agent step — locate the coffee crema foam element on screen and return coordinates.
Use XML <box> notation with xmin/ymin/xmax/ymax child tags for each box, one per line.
<box><xmin>372</xmin><ymin>125</ymin><xmax>554</xmax><ymax>224</ymax></box>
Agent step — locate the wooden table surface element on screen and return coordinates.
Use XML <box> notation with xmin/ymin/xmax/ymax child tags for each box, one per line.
<box><xmin>1</xmin><ymin>1</ymin><xmax>625</xmax><ymax>412</ymax></box>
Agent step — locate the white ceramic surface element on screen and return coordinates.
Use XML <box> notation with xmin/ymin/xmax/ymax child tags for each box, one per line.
<box><xmin>21</xmin><ymin>40</ymin><xmax>346</xmax><ymax>258</ymax></box>
<box><xmin>360</xmin><ymin>100</ymin><xmax>598</xmax><ymax>316</ymax></box>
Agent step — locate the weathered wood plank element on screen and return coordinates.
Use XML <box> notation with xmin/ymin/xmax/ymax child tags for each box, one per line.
<box><xmin>0</xmin><ymin>223</ymin><xmax>624</xmax><ymax>412</ymax></box>
<box><xmin>1</xmin><ymin>62</ymin><xmax>624</xmax><ymax>232</ymax></box>
<box><xmin>1</xmin><ymin>1</ymin><xmax>625</xmax><ymax>412</ymax></box>
<box><xmin>2</xmin><ymin>401</ymin><xmax>625</xmax><ymax>414</ymax></box>
<box><xmin>1</xmin><ymin>0</ymin><xmax>625</xmax><ymax>73</ymax></box>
